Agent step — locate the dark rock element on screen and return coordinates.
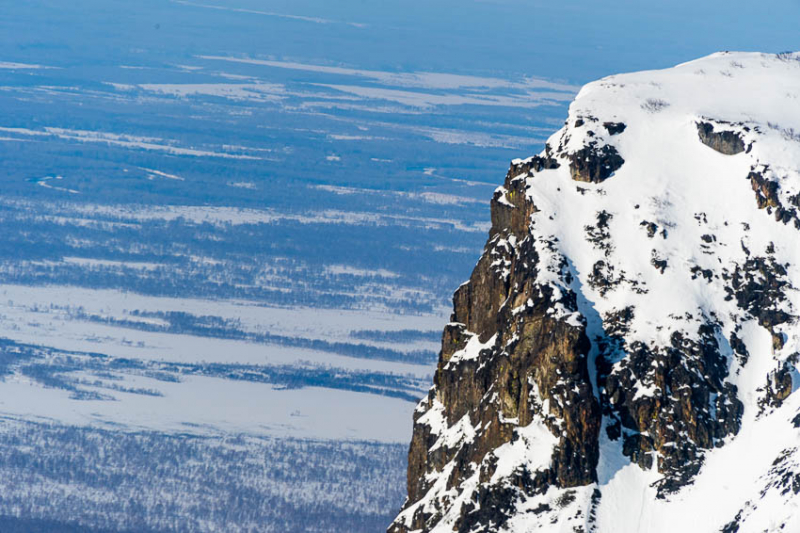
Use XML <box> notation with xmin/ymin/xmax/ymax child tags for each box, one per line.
<box><xmin>748</xmin><ymin>166</ymin><xmax>800</xmax><ymax>228</ymax></box>
<box><xmin>603</xmin><ymin>307</ymin><xmax>635</xmax><ymax>337</ymax></box>
<box><xmin>584</xmin><ymin>211</ymin><xmax>613</xmax><ymax>255</ymax></box>
<box><xmin>749</xmin><ymin>168</ymin><xmax>781</xmax><ymax>210</ymax></box>
<box><xmin>731</xmin><ymin>254</ymin><xmax>791</xmax><ymax>329</ymax></box>
<box><xmin>651</xmin><ymin>252</ymin><xmax>668</xmax><ymax>273</ymax></box>
<box><xmin>506</xmin><ymin>148</ymin><xmax>560</xmax><ymax>180</ymax></box>
<box><xmin>696</xmin><ymin>121</ymin><xmax>745</xmax><ymax>155</ymax></box>
<box><xmin>690</xmin><ymin>265</ymin><xmax>714</xmax><ymax>282</ymax></box>
<box><xmin>568</xmin><ymin>144</ymin><xmax>624</xmax><ymax>184</ymax></box>
<box><xmin>761</xmin><ymin>448</ymin><xmax>800</xmax><ymax>500</ymax></box>
<box><xmin>603</xmin><ymin>122</ymin><xmax>627</xmax><ymax>135</ymax></box>
<box><xmin>640</xmin><ymin>221</ymin><xmax>658</xmax><ymax>238</ymax></box>
<box><xmin>588</xmin><ymin>260</ymin><xmax>619</xmax><ymax>297</ymax></box>
<box><xmin>762</xmin><ymin>360</ymin><xmax>797</xmax><ymax>410</ymax></box>
<box><xmin>729</xmin><ymin>331</ymin><xmax>750</xmax><ymax>366</ymax></box>
<box><xmin>598</xmin><ymin>324</ymin><xmax>742</xmax><ymax>495</ymax></box>
<box><xmin>721</xmin><ymin>515</ymin><xmax>741</xmax><ymax>533</ymax></box>
<box><xmin>389</xmin><ymin>165</ymin><xmax>601</xmax><ymax>533</ymax></box>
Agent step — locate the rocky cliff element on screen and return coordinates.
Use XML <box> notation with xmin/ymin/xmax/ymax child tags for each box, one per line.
<box><xmin>388</xmin><ymin>52</ymin><xmax>800</xmax><ymax>533</ymax></box>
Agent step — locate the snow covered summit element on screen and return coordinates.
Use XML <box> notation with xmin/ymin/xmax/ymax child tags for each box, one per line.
<box><xmin>389</xmin><ymin>52</ymin><xmax>800</xmax><ymax>533</ymax></box>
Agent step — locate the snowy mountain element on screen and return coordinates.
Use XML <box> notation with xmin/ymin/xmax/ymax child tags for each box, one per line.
<box><xmin>388</xmin><ymin>52</ymin><xmax>800</xmax><ymax>533</ymax></box>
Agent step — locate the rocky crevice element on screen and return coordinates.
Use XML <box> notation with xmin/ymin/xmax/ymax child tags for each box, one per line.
<box><xmin>599</xmin><ymin>323</ymin><xmax>743</xmax><ymax>493</ymax></box>
<box><xmin>390</xmin><ymin>157</ymin><xmax>601</xmax><ymax>533</ymax></box>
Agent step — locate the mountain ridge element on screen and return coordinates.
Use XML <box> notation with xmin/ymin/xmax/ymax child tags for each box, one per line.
<box><xmin>388</xmin><ymin>51</ymin><xmax>800</xmax><ymax>533</ymax></box>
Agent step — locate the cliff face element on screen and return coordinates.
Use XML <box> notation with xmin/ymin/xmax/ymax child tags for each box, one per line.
<box><xmin>388</xmin><ymin>52</ymin><xmax>800</xmax><ymax>533</ymax></box>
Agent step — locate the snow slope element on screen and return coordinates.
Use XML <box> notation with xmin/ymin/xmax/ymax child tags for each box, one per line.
<box><xmin>568</xmin><ymin>50</ymin><xmax>800</xmax><ymax>533</ymax></box>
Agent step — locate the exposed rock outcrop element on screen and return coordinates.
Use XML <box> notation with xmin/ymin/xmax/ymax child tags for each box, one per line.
<box><xmin>389</xmin><ymin>52</ymin><xmax>800</xmax><ymax>533</ymax></box>
<box><xmin>394</xmin><ymin>163</ymin><xmax>601</xmax><ymax>533</ymax></box>
<box><xmin>696</xmin><ymin>120</ymin><xmax>746</xmax><ymax>155</ymax></box>
<box><xmin>568</xmin><ymin>144</ymin><xmax>624</xmax><ymax>184</ymax></box>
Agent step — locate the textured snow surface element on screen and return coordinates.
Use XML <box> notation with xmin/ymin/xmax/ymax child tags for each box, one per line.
<box><xmin>537</xmin><ymin>51</ymin><xmax>800</xmax><ymax>532</ymax></box>
<box><xmin>0</xmin><ymin>284</ymin><xmax>438</xmax><ymax>443</ymax></box>
<box><xmin>541</xmin><ymin>52</ymin><xmax>800</xmax><ymax>350</ymax></box>
<box><xmin>408</xmin><ymin>52</ymin><xmax>800</xmax><ymax>532</ymax></box>
<box><xmin>0</xmin><ymin>375</ymin><xmax>413</xmax><ymax>442</ymax></box>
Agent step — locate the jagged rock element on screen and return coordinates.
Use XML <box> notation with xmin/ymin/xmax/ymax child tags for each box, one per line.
<box><xmin>508</xmin><ymin>148</ymin><xmax>560</xmax><ymax>178</ymax></box>
<box><xmin>729</xmin><ymin>254</ymin><xmax>791</xmax><ymax>330</ymax></box>
<box><xmin>749</xmin><ymin>168</ymin><xmax>781</xmax><ymax>209</ymax></box>
<box><xmin>391</xmin><ymin>168</ymin><xmax>601</xmax><ymax>533</ymax></box>
<box><xmin>568</xmin><ymin>144</ymin><xmax>624</xmax><ymax>183</ymax></box>
<box><xmin>389</xmin><ymin>52</ymin><xmax>800</xmax><ymax>533</ymax></box>
<box><xmin>602</xmin><ymin>122</ymin><xmax>626</xmax><ymax>135</ymax></box>
<box><xmin>696</xmin><ymin>121</ymin><xmax>746</xmax><ymax>155</ymax></box>
<box><xmin>650</xmin><ymin>251</ymin><xmax>667</xmax><ymax>273</ymax></box>
<box><xmin>640</xmin><ymin>221</ymin><xmax>659</xmax><ymax>238</ymax></box>
<box><xmin>600</xmin><ymin>325</ymin><xmax>743</xmax><ymax>493</ymax></box>
<box><xmin>748</xmin><ymin>166</ymin><xmax>800</xmax><ymax>227</ymax></box>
